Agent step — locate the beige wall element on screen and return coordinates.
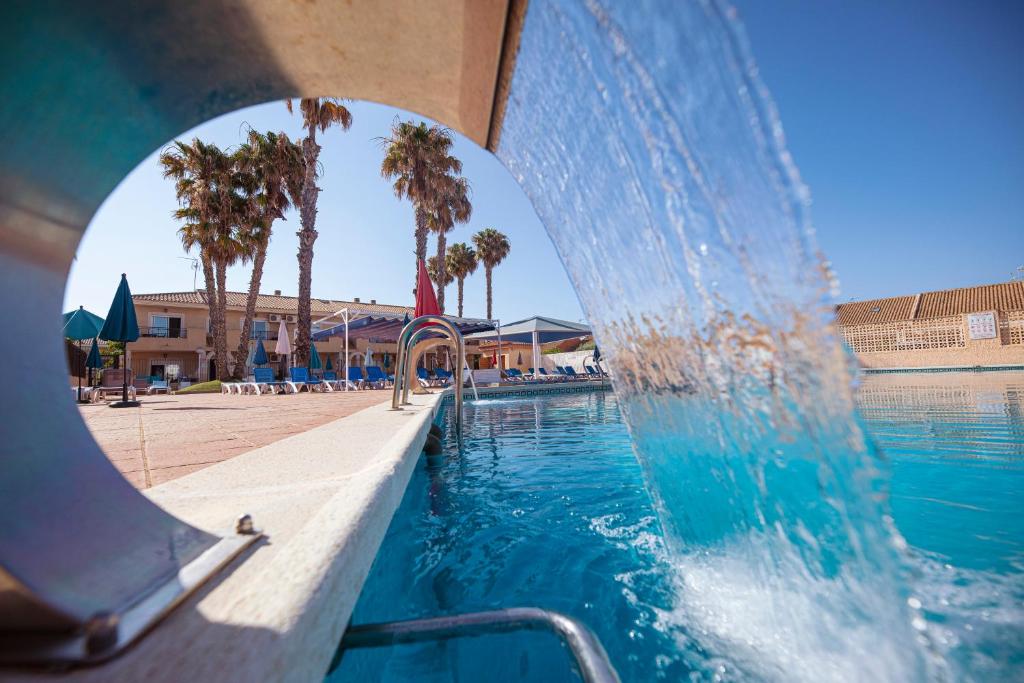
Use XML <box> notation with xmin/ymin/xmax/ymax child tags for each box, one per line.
<box><xmin>131</xmin><ymin>303</ymin><xmax>401</xmax><ymax>379</ymax></box>
<box><xmin>844</xmin><ymin>311</ymin><xmax>1024</xmax><ymax>370</ymax></box>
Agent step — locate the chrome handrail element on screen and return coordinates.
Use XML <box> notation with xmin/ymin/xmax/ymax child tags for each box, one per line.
<box><xmin>390</xmin><ymin>316</ymin><xmax>465</xmax><ymax>435</ymax></box>
<box><xmin>333</xmin><ymin>607</ymin><xmax>620</xmax><ymax>683</ymax></box>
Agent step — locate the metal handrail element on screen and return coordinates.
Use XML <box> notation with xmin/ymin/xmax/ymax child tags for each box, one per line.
<box><xmin>333</xmin><ymin>607</ymin><xmax>620</xmax><ymax>683</ymax></box>
<box><xmin>391</xmin><ymin>316</ymin><xmax>465</xmax><ymax>434</ymax></box>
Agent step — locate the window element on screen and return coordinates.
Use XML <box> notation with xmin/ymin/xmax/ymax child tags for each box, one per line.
<box><xmin>251</xmin><ymin>320</ymin><xmax>269</xmax><ymax>340</ymax></box>
<box><xmin>151</xmin><ymin>315</ymin><xmax>183</xmax><ymax>338</ymax></box>
<box><xmin>150</xmin><ymin>362</ymin><xmax>181</xmax><ymax>380</ymax></box>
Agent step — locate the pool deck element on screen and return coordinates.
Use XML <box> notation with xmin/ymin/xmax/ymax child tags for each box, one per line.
<box><xmin>9</xmin><ymin>381</ymin><xmax>612</xmax><ymax>683</ymax></box>
<box><xmin>78</xmin><ymin>390</ymin><xmax>391</xmax><ymax>488</ymax></box>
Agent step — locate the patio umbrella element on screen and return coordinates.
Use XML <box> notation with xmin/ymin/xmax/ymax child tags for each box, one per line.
<box><xmin>383</xmin><ymin>351</ymin><xmax>390</xmax><ymax>369</ymax></box>
<box><xmin>253</xmin><ymin>339</ymin><xmax>269</xmax><ymax>366</ymax></box>
<box><xmin>63</xmin><ymin>305</ymin><xmax>105</xmax><ymax>403</ymax></box>
<box><xmin>98</xmin><ymin>273</ymin><xmax>140</xmax><ymax>408</ymax></box>
<box><xmin>517</xmin><ymin>352</ymin><xmax>523</xmax><ymax>366</ymax></box>
<box><xmin>325</xmin><ymin>355</ymin><xmax>333</xmax><ymax>371</ymax></box>
<box><xmin>309</xmin><ymin>342</ymin><xmax>322</xmax><ymax>371</ymax></box>
<box><xmin>86</xmin><ymin>337</ymin><xmax>103</xmax><ymax>388</ymax></box>
<box><xmin>414</xmin><ymin>260</ymin><xmax>440</xmax><ymax>318</ymax></box>
<box><xmin>364</xmin><ymin>343</ymin><xmax>372</xmax><ymax>367</ymax></box>
<box><xmin>274</xmin><ymin>319</ymin><xmax>290</xmax><ymax>369</ymax></box>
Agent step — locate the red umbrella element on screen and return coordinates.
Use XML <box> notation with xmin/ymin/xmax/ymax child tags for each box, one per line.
<box><xmin>414</xmin><ymin>259</ymin><xmax>441</xmax><ymax>318</ymax></box>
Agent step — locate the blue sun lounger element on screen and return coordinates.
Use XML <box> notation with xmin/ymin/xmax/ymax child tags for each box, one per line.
<box><xmin>365</xmin><ymin>365</ymin><xmax>389</xmax><ymax>388</ymax></box>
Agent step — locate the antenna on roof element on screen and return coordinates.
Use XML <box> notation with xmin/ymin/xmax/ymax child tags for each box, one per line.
<box><xmin>177</xmin><ymin>256</ymin><xmax>199</xmax><ymax>290</ymax></box>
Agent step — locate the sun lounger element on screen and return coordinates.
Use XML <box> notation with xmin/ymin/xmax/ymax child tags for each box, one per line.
<box><xmin>286</xmin><ymin>367</ymin><xmax>320</xmax><ymax>393</ymax></box>
<box><xmin>504</xmin><ymin>368</ymin><xmax>525</xmax><ymax>382</ymax></box>
<box><xmin>584</xmin><ymin>365</ymin><xmax>601</xmax><ymax>378</ymax></box>
<box><xmin>346</xmin><ymin>366</ymin><xmax>366</xmax><ymax>389</ymax></box>
<box><xmin>365</xmin><ymin>365</ymin><xmax>389</xmax><ymax>389</ymax></box>
<box><xmin>432</xmin><ymin>368</ymin><xmax>453</xmax><ymax>386</ymax></box>
<box><xmin>251</xmin><ymin>367</ymin><xmax>288</xmax><ymax>395</ymax></box>
<box><xmin>562</xmin><ymin>367</ymin><xmax>586</xmax><ymax>381</ymax></box>
<box><xmin>92</xmin><ymin>369</ymin><xmax>137</xmax><ymax>402</ymax></box>
<box><xmin>147</xmin><ymin>380</ymin><xmax>169</xmax><ymax>395</ymax></box>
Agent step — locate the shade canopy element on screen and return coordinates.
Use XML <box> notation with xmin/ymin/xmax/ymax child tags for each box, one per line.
<box><xmin>253</xmin><ymin>340</ymin><xmax>269</xmax><ymax>366</ymax></box>
<box><xmin>62</xmin><ymin>306</ymin><xmax>105</xmax><ymax>341</ymax></box>
<box><xmin>86</xmin><ymin>338</ymin><xmax>103</xmax><ymax>369</ymax></box>
<box><xmin>309</xmin><ymin>343</ymin><xmax>322</xmax><ymax>370</ymax></box>
<box><xmin>312</xmin><ymin>313</ymin><xmax>494</xmax><ymax>343</ymax></box>
<box><xmin>98</xmin><ymin>274</ymin><xmax>139</xmax><ymax>342</ymax></box>
<box><xmin>414</xmin><ymin>259</ymin><xmax>440</xmax><ymax>318</ymax></box>
<box><xmin>467</xmin><ymin>316</ymin><xmax>591</xmax><ymax>344</ymax></box>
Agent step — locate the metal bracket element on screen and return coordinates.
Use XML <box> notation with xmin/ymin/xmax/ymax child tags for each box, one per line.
<box><xmin>0</xmin><ymin>524</ymin><xmax>261</xmax><ymax>667</ymax></box>
<box><xmin>331</xmin><ymin>607</ymin><xmax>620</xmax><ymax>683</ymax></box>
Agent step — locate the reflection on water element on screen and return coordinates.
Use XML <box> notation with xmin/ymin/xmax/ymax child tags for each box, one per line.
<box><xmin>856</xmin><ymin>372</ymin><xmax>1024</xmax><ymax>679</ymax></box>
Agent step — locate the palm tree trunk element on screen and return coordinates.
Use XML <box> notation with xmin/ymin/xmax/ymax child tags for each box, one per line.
<box><xmin>414</xmin><ymin>204</ymin><xmax>428</xmax><ymax>295</ymax></box>
<box><xmin>295</xmin><ymin>125</ymin><xmax>320</xmax><ymax>368</ymax></box>
<box><xmin>199</xmin><ymin>250</ymin><xmax>219</xmax><ymax>380</ymax></box>
<box><xmin>214</xmin><ymin>259</ymin><xmax>230</xmax><ymax>381</ymax></box>
<box><xmin>435</xmin><ymin>231</ymin><xmax>448</xmax><ymax>313</ymax></box>
<box><xmin>233</xmin><ymin>237</ymin><xmax>268</xmax><ymax>379</ymax></box>
<box><xmin>485</xmin><ymin>265</ymin><xmax>493</xmax><ymax>320</ymax></box>
<box><xmin>457</xmin><ymin>277</ymin><xmax>465</xmax><ymax>318</ymax></box>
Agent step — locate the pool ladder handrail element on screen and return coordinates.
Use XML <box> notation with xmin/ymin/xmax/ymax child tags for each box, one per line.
<box><xmin>332</xmin><ymin>607</ymin><xmax>621</xmax><ymax>683</ymax></box>
<box><xmin>391</xmin><ymin>315</ymin><xmax>465</xmax><ymax>435</ymax></box>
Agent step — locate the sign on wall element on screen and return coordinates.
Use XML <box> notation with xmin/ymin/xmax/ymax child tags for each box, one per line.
<box><xmin>967</xmin><ymin>312</ymin><xmax>997</xmax><ymax>340</ymax></box>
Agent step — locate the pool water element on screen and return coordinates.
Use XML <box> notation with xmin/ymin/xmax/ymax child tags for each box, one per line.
<box><xmin>330</xmin><ymin>376</ymin><xmax>1023</xmax><ymax>682</ymax></box>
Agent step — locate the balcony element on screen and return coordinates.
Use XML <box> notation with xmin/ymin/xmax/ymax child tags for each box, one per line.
<box><xmin>141</xmin><ymin>327</ymin><xmax>187</xmax><ymax>338</ymax></box>
<box><xmin>250</xmin><ymin>330</ymin><xmax>279</xmax><ymax>341</ymax></box>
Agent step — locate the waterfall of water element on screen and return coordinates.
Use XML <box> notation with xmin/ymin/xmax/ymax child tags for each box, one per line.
<box><xmin>498</xmin><ymin>1</ymin><xmax>940</xmax><ymax>679</ymax></box>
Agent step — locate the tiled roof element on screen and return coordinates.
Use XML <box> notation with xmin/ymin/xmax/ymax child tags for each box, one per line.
<box><xmin>836</xmin><ymin>281</ymin><xmax>1024</xmax><ymax>326</ymax></box>
<box><xmin>133</xmin><ymin>290</ymin><xmax>412</xmax><ymax>316</ymax></box>
<box><xmin>834</xmin><ymin>295</ymin><xmax>917</xmax><ymax>326</ymax></box>
<box><xmin>916</xmin><ymin>281</ymin><xmax>1024</xmax><ymax>319</ymax></box>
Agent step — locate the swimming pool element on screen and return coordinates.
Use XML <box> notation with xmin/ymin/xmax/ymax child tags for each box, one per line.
<box><xmin>330</xmin><ymin>375</ymin><xmax>1023</xmax><ymax>681</ymax></box>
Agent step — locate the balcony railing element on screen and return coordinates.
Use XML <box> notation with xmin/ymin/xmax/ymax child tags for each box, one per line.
<box><xmin>250</xmin><ymin>330</ymin><xmax>278</xmax><ymax>341</ymax></box>
<box><xmin>140</xmin><ymin>327</ymin><xmax>187</xmax><ymax>339</ymax></box>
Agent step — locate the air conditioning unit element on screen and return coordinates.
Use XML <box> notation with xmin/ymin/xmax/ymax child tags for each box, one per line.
<box><xmin>269</xmin><ymin>314</ymin><xmax>280</xmax><ymax>322</ymax></box>
<box><xmin>269</xmin><ymin>353</ymin><xmax>279</xmax><ymax>362</ymax></box>
<box><xmin>286</xmin><ymin>315</ymin><xmax>296</xmax><ymax>323</ymax></box>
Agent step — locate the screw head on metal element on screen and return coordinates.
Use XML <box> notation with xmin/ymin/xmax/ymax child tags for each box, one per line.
<box><xmin>84</xmin><ymin>611</ymin><xmax>120</xmax><ymax>655</ymax></box>
<box><xmin>236</xmin><ymin>513</ymin><xmax>256</xmax><ymax>535</ymax></box>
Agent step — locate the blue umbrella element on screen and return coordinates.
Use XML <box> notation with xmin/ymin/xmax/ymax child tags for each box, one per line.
<box><xmin>86</xmin><ymin>337</ymin><xmax>103</xmax><ymax>390</ymax></box>
<box><xmin>86</xmin><ymin>338</ymin><xmax>103</xmax><ymax>370</ymax></box>
<box><xmin>383</xmin><ymin>351</ymin><xmax>391</xmax><ymax>369</ymax></box>
<box><xmin>325</xmin><ymin>355</ymin><xmax>333</xmax><ymax>371</ymax></box>
<box><xmin>63</xmin><ymin>306</ymin><xmax>105</xmax><ymax>402</ymax></box>
<box><xmin>253</xmin><ymin>339</ymin><xmax>269</xmax><ymax>366</ymax></box>
<box><xmin>309</xmin><ymin>342</ymin><xmax>322</xmax><ymax>371</ymax></box>
<box><xmin>98</xmin><ymin>274</ymin><xmax>140</xmax><ymax>407</ymax></box>
<box><xmin>62</xmin><ymin>306</ymin><xmax>105</xmax><ymax>340</ymax></box>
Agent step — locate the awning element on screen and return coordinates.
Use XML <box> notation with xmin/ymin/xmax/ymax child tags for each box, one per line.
<box><xmin>312</xmin><ymin>313</ymin><xmax>495</xmax><ymax>342</ymax></box>
<box><xmin>466</xmin><ymin>316</ymin><xmax>590</xmax><ymax>344</ymax></box>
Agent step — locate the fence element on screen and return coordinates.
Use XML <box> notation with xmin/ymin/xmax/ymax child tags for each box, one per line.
<box><xmin>1005</xmin><ymin>311</ymin><xmax>1024</xmax><ymax>346</ymax></box>
<box><xmin>839</xmin><ymin>316</ymin><xmax>966</xmax><ymax>354</ymax></box>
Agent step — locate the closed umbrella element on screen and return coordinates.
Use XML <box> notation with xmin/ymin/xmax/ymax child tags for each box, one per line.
<box><xmin>98</xmin><ymin>274</ymin><xmax>140</xmax><ymax>408</ymax></box>
<box><xmin>364</xmin><ymin>343</ymin><xmax>373</xmax><ymax>367</ymax></box>
<box><xmin>63</xmin><ymin>305</ymin><xmax>105</xmax><ymax>403</ymax></box>
<box><xmin>383</xmin><ymin>352</ymin><xmax>391</xmax><ymax>369</ymax></box>
<box><xmin>414</xmin><ymin>260</ymin><xmax>441</xmax><ymax>318</ymax></box>
<box><xmin>325</xmin><ymin>355</ymin><xmax>334</xmax><ymax>372</ymax></box>
<box><xmin>86</xmin><ymin>337</ymin><xmax>103</xmax><ymax>388</ymax></box>
<box><xmin>274</xmin><ymin>320</ymin><xmax>290</xmax><ymax>371</ymax></box>
<box><xmin>253</xmin><ymin>339</ymin><xmax>270</xmax><ymax>366</ymax></box>
<box><xmin>309</xmin><ymin>342</ymin><xmax>322</xmax><ymax>372</ymax></box>
<box><xmin>517</xmin><ymin>352</ymin><xmax>523</xmax><ymax>366</ymax></box>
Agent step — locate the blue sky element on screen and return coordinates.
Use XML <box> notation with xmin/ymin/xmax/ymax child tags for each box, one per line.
<box><xmin>65</xmin><ymin>1</ymin><xmax>1023</xmax><ymax>318</ymax></box>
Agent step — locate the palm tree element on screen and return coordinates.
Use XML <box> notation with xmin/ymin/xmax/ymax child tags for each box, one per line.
<box><xmin>379</xmin><ymin>120</ymin><xmax>462</xmax><ymax>293</ymax></box>
<box><xmin>428</xmin><ymin>174</ymin><xmax>472</xmax><ymax>313</ymax></box>
<box><xmin>426</xmin><ymin>254</ymin><xmax>454</xmax><ymax>291</ymax></box>
<box><xmin>159</xmin><ymin>139</ymin><xmax>243</xmax><ymax>380</ymax></box>
<box><xmin>230</xmin><ymin>130</ymin><xmax>304</xmax><ymax>377</ymax></box>
<box><xmin>471</xmin><ymin>228</ymin><xmax>510</xmax><ymax>321</ymax></box>
<box><xmin>446</xmin><ymin>242</ymin><xmax>477</xmax><ymax>318</ymax></box>
<box><xmin>286</xmin><ymin>98</ymin><xmax>353</xmax><ymax>366</ymax></box>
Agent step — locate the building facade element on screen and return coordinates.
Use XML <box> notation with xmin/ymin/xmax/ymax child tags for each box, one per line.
<box><xmin>835</xmin><ymin>281</ymin><xmax>1024</xmax><ymax>370</ymax></box>
<box><xmin>129</xmin><ymin>290</ymin><xmax>412</xmax><ymax>382</ymax></box>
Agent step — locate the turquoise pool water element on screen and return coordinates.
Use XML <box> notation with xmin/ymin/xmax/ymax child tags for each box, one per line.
<box><xmin>330</xmin><ymin>376</ymin><xmax>1023</xmax><ymax>681</ymax></box>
